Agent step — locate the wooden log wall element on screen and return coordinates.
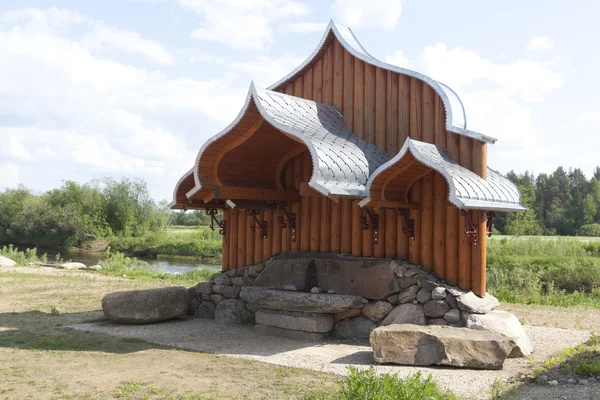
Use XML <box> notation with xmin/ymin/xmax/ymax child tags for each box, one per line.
<box><xmin>220</xmin><ymin>34</ymin><xmax>488</xmax><ymax>295</ymax></box>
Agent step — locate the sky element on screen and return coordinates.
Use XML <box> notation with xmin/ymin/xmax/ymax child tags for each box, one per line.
<box><xmin>0</xmin><ymin>0</ymin><xmax>599</xmax><ymax>202</ymax></box>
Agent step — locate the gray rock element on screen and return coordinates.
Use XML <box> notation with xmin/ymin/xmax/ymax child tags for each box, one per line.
<box><xmin>0</xmin><ymin>255</ymin><xmax>17</xmax><ymax>267</ymax></box>
<box><xmin>371</xmin><ymin>324</ymin><xmax>515</xmax><ymax>370</ymax></box>
<box><xmin>387</xmin><ymin>294</ymin><xmax>398</xmax><ymax>305</ymax></box>
<box><xmin>246</xmin><ymin>303</ymin><xmax>261</xmax><ymax>313</ymax></box>
<box><xmin>548</xmin><ymin>380</ymin><xmax>558</xmax><ymax>386</ymax></box>
<box><xmin>212</xmin><ymin>284</ymin><xmax>225</xmax><ymax>294</ymax></box>
<box><xmin>416</xmin><ymin>288</ymin><xmax>431</xmax><ymax>304</ymax></box>
<box><xmin>397</xmin><ymin>285</ymin><xmax>419</xmax><ymax>304</ymax></box>
<box><xmin>431</xmin><ymin>287</ymin><xmax>447</xmax><ymax>300</ymax></box>
<box><xmin>60</xmin><ymin>262</ymin><xmax>87</xmax><ymax>270</ymax></box>
<box><xmin>102</xmin><ymin>287</ymin><xmax>189</xmax><ymax>324</ymax></box>
<box><xmin>398</xmin><ymin>276</ymin><xmax>418</xmax><ymax>289</ymax></box>
<box><xmin>201</xmin><ymin>294</ymin><xmax>212</xmax><ymax>301</ymax></box>
<box><xmin>225</xmin><ymin>269</ymin><xmax>237</xmax><ymax>277</ymax></box>
<box><xmin>444</xmin><ymin>309</ymin><xmax>461</xmax><ymax>323</ymax></box>
<box><xmin>194</xmin><ymin>301</ymin><xmax>215</xmax><ymax>319</ymax></box>
<box><xmin>231</xmin><ymin>276</ymin><xmax>255</xmax><ymax>286</ymax></box>
<box><xmin>310</xmin><ymin>287</ymin><xmax>323</xmax><ymax>294</ymax></box>
<box><xmin>465</xmin><ymin>311</ymin><xmax>533</xmax><ymax>357</ymax></box>
<box><xmin>210</xmin><ymin>294</ymin><xmax>225</xmax><ymax>304</ymax></box>
<box><xmin>221</xmin><ymin>286</ymin><xmax>241</xmax><ymax>299</ymax></box>
<box><xmin>195</xmin><ymin>282</ymin><xmax>214</xmax><ymax>296</ymax></box>
<box><xmin>333</xmin><ymin>308</ymin><xmax>363</xmax><ymax>322</ymax></box>
<box><xmin>424</xmin><ymin>300</ymin><xmax>451</xmax><ymax>318</ymax></box>
<box><xmin>457</xmin><ymin>292</ymin><xmax>500</xmax><ymax>314</ymax></box>
<box><xmin>253</xmin><ymin>253</ymin><xmax>400</xmax><ymax>300</ymax></box>
<box><xmin>536</xmin><ymin>375</ymin><xmax>548</xmax><ymax>385</ymax></box>
<box><xmin>589</xmin><ymin>377</ymin><xmax>597</xmax><ymax>383</ymax></box>
<box><xmin>235</xmin><ymin>267</ymin><xmax>246</xmax><ymax>277</ymax></box>
<box><xmin>187</xmin><ymin>287</ymin><xmax>197</xmax><ymax>300</ymax></box>
<box><xmin>188</xmin><ymin>297</ymin><xmax>201</xmax><ymax>316</ymax></box>
<box><xmin>213</xmin><ymin>276</ymin><xmax>231</xmax><ymax>286</ymax></box>
<box><xmin>214</xmin><ymin>299</ymin><xmax>254</xmax><ymax>325</ymax></box>
<box><xmin>381</xmin><ymin>303</ymin><xmax>426</xmax><ymax>326</ymax></box>
<box><xmin>558</xmin><ymin>378</ymin><xmax>568</xmax><ymax>384</ymax></box>
<box><xmin>362</xmin><ymin>301</ymin><xmax>393</xmax><ymax>322</ymax></box>
<box><xmin>210</xmin><ymin>272</ymin><xmax>227</xmax><ymax>282</ymax></box>
<box><xmin>445</xmin><ymin>293</ymin><xmax>458</xmax><ymax>309</ymax></box>
<box><xmin>255</xmin><ymin>324</ymin><xmax>328</xmax><ymax>342</ymax></box>
<box><xmin>427</xmin><ymin>318</ymin><xmax>448</xmax><ymax>326</ymax></box>
<box><xmin>421</xmin><ymin>279</ymin><xmax>439</xmax><ymax>291</ymax></box>
<box><xmin>248</xmin><ymin>262</ymin><xmax>266</xmax><ymax>278</ymax></box>
<box><xmin>240</xmin><ymin>286</ymin><xmax>366</xmax><ymax>313</ymax></box>
<box><xmin>255</xmin><ymin>309</ymin><xmax>333</xmax><ymax>333</ymax></box>
<box><xmin>567</xmin><ymin>379</ymin><xmax>577</xmax><ymax>384</ymax></box>
<box><xmin>579</xmin><ymin>379</ymin><xmax>589</xmax><ymax>385</ymax></box>
<box><xmin>332</xmin><ymin>316</ymin><xmax>376</xmax><ymax>342</ymax></box>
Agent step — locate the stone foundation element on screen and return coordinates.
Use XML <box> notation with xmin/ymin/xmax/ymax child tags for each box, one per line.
<box><xmin>187</xmin><ymin>253</ymin><xmax>531</xmax><ymax>358</ymax></box>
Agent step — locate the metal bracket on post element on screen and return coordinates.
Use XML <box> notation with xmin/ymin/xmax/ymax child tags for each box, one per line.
<box><xmin>359</xmin><ymin>208</ymin><xmax>379</xmax><ymax>244</ymax></box>
<box><xmin>397</xmin><ymin>208</ymin><xmax>415</xmax><ymax>240</ymax></box>
<box><xmin>463</xmin><ymin>210</ymin><xmax>479</xmax><ymax>246</ymax></box>
<box><xmin>275</xmin><ymin>201</ymin><xmax>296</xmax><ymax>242</ymax></box>
<box><xmin>245</xmin><ymin>209</ymin><xmax>267</xmax><ymax>239</ymax></box>
<box><xmin>486</xmin><ymin>211</ymin><xmax>496</xmax><ymax>237</ymax></box>
<box><xmin>206</xmin><ymin>209</ymin><xmax>226</xmax><ymax>238</ymax></box>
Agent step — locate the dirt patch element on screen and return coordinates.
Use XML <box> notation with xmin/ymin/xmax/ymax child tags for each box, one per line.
<box><xmin>499</xmin><ymin>303</ymin><xmax>600</xmax><ymax>331</ymax></box>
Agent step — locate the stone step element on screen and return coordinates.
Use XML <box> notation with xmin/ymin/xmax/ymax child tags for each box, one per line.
<box><xmin>255</xmin><ymin>324</ymin><xmax>329</xmax><ymax>342</ymax></box>
<box><xmin>255</xmin><ymin>309</ymin><xmax>333</xmax><ymax>333</ymax></box>
<box><xmin>240</xmin><ymin>286</ymin><xmax>367</xmax><ymax>313</ymax></box>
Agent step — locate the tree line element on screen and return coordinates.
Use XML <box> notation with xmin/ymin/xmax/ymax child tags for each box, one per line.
<box><xmin>495</xmin><ymin>166</ymin><xmax>600</xmax><ymax>236</ymax></box>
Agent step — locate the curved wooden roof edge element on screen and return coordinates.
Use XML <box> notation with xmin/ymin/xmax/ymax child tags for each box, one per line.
<box><xmin>267</xmin><ymin>20</ymin><xmax>497</xmax><ymax>145</ymax></box>
<box><xmin>168</xmin><ymin>167</ymin><xmax>193</xmax><ymax>209</ymax></box>
<box><xmin>185</xmin><ymin>82</ymin><xmax>391</xmax><ymax>201</ymax></box>
<box><xmin>363</xmin><ymin>138</ymin><xmax>527</xmax><ymax>213</ymax></box>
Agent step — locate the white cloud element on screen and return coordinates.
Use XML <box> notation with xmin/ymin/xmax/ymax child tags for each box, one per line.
<box><xmin>185</xmin><ymin>49</ymin><xmax>226</xmax><ymax>65</ymax></box>
<box><xmin>385</xmin><ymin>50</ymin><xmax>409</xmax><ymax>68</ymax></box>
<box><xmin>0</xmin><ymin>163</ymin><xmax>20</xmax><ymax>189</ymax></box>
<box><xmin>281</xmin><ymin>22</ymin><xmax>327</xmax><ymax>33</ymax></box>
<box><xmin>330</xmin><ymin>0</ymin><xmax>405</xmax><ymax>31</ymax></box>
<box><xmin>179</xmin><ymin>0</ymin><xmax>310</xmax><ymax>50</ymax></box>
<box><xmin>82</xmin><ymin>23</ymin><xmax>174</xmax><ymax>65</ymax></box>
<box><xmin>580</xmin><ymin>111</ymin><xmax>600</xmax><ymax>121</ymax></box>
<box><xmin>528</xmin><ymin>36</ymin><xmax>553</xmax><ymax>51</ymax></box>
<box><xmin>230</xmin><ymin>54</ymin><xmax>305</xmax><ymax>88</ymax></box>
<box><xmin>1</xmin><ymin>137</ymin><xmax>33</xmax><ymax>160</ymax></box>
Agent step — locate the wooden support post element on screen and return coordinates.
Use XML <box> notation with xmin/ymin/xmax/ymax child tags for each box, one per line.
<box><xmin>320</xmin><ymin>198</ymin><xmax>331</xmax><ymax>252</ymax></box>
<box><xmin>310</xmin><ymin>196</ymin><xmax>321</xmax><ymax>252</ymax></box>
<box><xmin>331</xmin><ymin>199</ymin><xmax>341</xmax><ymax>253</ymax></box>
<box><xmin>444</xmin><ymin>206</ymin><xmax>458</xmax><ymax>286</ymax></box>
<box><xmin>229</xmin><ymin>208</ymin><xmax>238</xmax><ymax>269</ymax></box>
<box><xmin>300</xmin><ymin>153</ymin><xmax>311</xmax><ymax>252</ymax></box>
<box><xmin>262</xmin><ymin>210</ymin><xmax>273</xmax><ymax>262</ymax></box>
<box><xmin>433</xmin><ymin>173</ymin><xmax>446</xmax><ymax>279</ymax></box>
<box><xmin>351</xmin><ymin>200</ymin><xmax>362</xmax><ymax>256</ymax></box>
<box><xmin>374</xmin><ymin>209</ymin><xmax>385</xmax><ymax>258</ymax></box>
<box><xmin>420</xmin><ymin>172</ymin><xmax>433</xmax><ymax>271</ymax></box>
<box><xmin>408</xmin><ymin>182</ymin><xmax>421</xmax><ymax>264</ymax></box>
<box><xmin>237</xmin><ymin>209</ymin><xmax>246</xmax><ymax>268</ymax></box>
<box><xmin>246</xmin><ymin>210</ymin><xmax>255</xmax><ymax>266</ymax></box>
<box><xmin>341</xmin><ymin>199</ymin><xmax>352</xmax><ymax>255</ymax></box>
<box><xmin>253</xmin><ymin>210</ymin><xmax>263</xmax><ymax>264</ymax></box>
<box><xmin>364</xmin><ymin>63</ymin><xmax>376</xmax><ymax>145</ymax></box>
<box><xmin>385</xmin><ymin>209</ymin><xmax>397</xmax><ymax>258</ymax></box>
<box><xmin>353</xmin><ymin>58</ymin><xmax>364</xmax><ymax>139</ymax></box>
<box><xmin>471</xmin><ymin>210</ymin><xmax>487</xmax><ymax>296</ymax></box>
<box><xmin>458</xmin><ymin>136</ymin><xmax>472</xmax><ymax>289</ymax></box>
<box><xmin>222</xmin><ymin>209</ymin><xmax>230</xmax><ymax>270</ymax></box>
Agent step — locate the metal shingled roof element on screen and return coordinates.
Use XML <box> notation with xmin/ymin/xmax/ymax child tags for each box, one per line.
<box><xmin>365</xmin><ymin>138</ymin><xmax>526</xmax><ymax>212</ymax></box>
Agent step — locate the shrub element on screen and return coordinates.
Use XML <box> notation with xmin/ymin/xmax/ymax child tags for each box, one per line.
<box><xmin>580</xmin><ymin>224</ymin><xmax>600</xmax><ymax>237</ymax></box>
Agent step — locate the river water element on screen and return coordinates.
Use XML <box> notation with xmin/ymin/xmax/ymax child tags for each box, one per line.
<box><xmin>6</xmin><ymin>245</ymin><xmax>221</xmax><ymax>275</ymax></box>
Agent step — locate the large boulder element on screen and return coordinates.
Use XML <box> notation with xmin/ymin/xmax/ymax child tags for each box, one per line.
<box><xmin>465</xmin><ymin>310</ymin><xmax>533</xmax><ymax>357</ymax></box>
<box><xmin>253</xmin><ymin>253</ymin><xmax>401</xmax><ymax>300</ymax></box>
<box><xmin>381</xmin><ymin>303</ymin><xmax>426</xmax><ymax>326</ymax></box>
<box><xmin>332</xmin><ymin>316</ymin><xmax>376</xmax><ymax>342</ymax></box>
<box><xmin>60</xmin><ymin>262</ymin><xmax>87</xmax><ymax>270</ymax></box>
<box><xmin>240</xmin><ymin>286</ymin><xmax>366</xmax><ymax>313</ymax></box>
<box><xmin>214</xmin><ymin>299</ymin><xmax>254</xmax><ymax>325</ymax></box>
<box><xmin>255</xmin><ymin>309</ymin><xmax>333</xmax><ymax>333</ymax></box>
<box><xmin>0</xmin><ymin>255</ymin><xmax>17</xmax><ymax>267</ymax></box>
<box><xmin>457</xmin><ymin>292</ymin><xmax>500</xmax><ymax>314</ymax></box>
<box><xmin>370</xmin><ymin>324</ymin><xmax>515</xmax><ymax>370</ymax></box>
<box><xmin>362</xmin><ymin>301</ymin><xmax>393</xmax><ymax>322</ymax></box>
<box><xmin>194</xmin><ymin>301</ymin><xmax>216</xmax><ymax>319</ymax></box>
<box><xmin>102</xmin><ymin>287</ymin><xmax>189</xmax><ymax>324</ymax></box>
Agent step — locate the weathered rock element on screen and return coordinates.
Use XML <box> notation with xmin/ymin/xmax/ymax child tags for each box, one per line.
<box><xmin>213</xmin><ymin>276</ymin><xmax>231</xmax><ymax>286</ymax></box>
<box><xmin>248</xmin><ymin>262</ymin><xmax>266</xmax><ymax>278</ymax></box>
<box><xmin>194</xmin><ymin>301</ymin><xmax>215</xmax><ymax>319</ymax></box>
<box><xmin>201</xmin><ymin>294</ymin><xmax>212</xmax><ymax>301</ymax></box>
<box><xmin>371</xmin><ymin>324</ymin><xmax>515</xmax><ymax>370</ymax></box>
<box><xmin>253</xmin><ymin>253</ymin><xmax>400</xmax><ymax>300</ymax></box>
<box><xmin>188</xmin><ymin>297</ymin><xmax>201</xmax><ymax>316</ymax></box>
<box><xmin>465</xmin><ymin>310</ymin><xmax>533</xmax><ymax>357</ymax></box>
<box><xmin>431</xmin><ymin>287</ymin><xmax>447</xmax><ymax>300</ymax></box>
<box><xmin>457</xmin><ymin>292</ymin><xmax>500</xmax><ymax>314</ymax></box>
<box><xmin>195</xmin><ymin>282</ymin><xmax>214</xmax><ymax>296</ymax></box>
<box><xmin>187</xmin><ymin>287</ymin><xmax>197</xmax><ymax>300</ymax></box>
<box><xmin>362</xmin><ymin>301</ymin><xmax>393</xmax><ymax>322</ymax></box>
<box><xmin>221</xmin><ymin>285</ymin><xmax>241</xmax><ymax>299</ymax></box>
<box><xmin>397</xmin><ymin>276</ymin><xmax>418</xmax><ymax>289</ymax></box>
<box><xmin>255</xmin><ymin>309</ymin><xmax>333</xmax><ymax>333</ymax></box>
<box><xmin>387</xmin><ymin>294</ymin><xmax>398</xmax><ymax>305</ymax></box>
<box><xmin>445</xmin><ymin>293</ymin><xmax>458</xmax><ymax>309</ymax></box>
<box><xmin>246</xmin><ymin>303</ymin><xmax>261</xmax><ymax>313</ymax></box>
<box><xmin>210</xmin><ymin>294</ymin><xmax>225</xmax><ymax>304</ymax></box>
<box><xmin>332</xmin><ymin>316</ymin><xmax>376</xmax><ymax>342</ymax></box>
<box><xmin>255</xmin><ymin>324</ymin><xmax>328</xmax><ymax>342</ymax></box>
<box><xmin>214</xmin><ymin>299</ymin><xmax>254</xmax><ymax>325</ymax></box>
<box><xmin>61</xmin><ymin>262</ymin><xmax>87</xmax><ymax>270</ymax></box>
<box><xmin>0</xmin><ymin>255</ymin><xmax>16</xmax><ymax>267</ymax></box>
<box><xmin>397</xmin><ymin>285</ymin><xmax>419</xmax><ymax>304</ymax></box>
<box><xmin>212</xmin><ymin>284</ymin><xmax>225</xmax><ymax>294</ymax></box>
<box><xmin>225</xmin><ymin>269</ymin><xmax>237</xmax><ymax>277</ymax></box>
<box><xmin>424</xmin><ymin>300</ymin><xmax>451</xmax><ymax>318</ymax></box>
<box><xmin>333</xmin><ymin>308</ymin><xmax>363</xmax><ymax>322</ymax></box>
<box><xmin>310</xmin><ymin>287</ymin><xmax>323</xmax><ymax>294</ymax></box>
<box><xmin>231</xmin><ymin>276</ymin><xmax>254</xmax><ymax>287</ymax></box>
<box><xmin>235</xmin><ymin>267</ymin><xmax>246</xmax><ymax>277</ymax></box>
<box><xmin>102</xmin><ymin>287</ymin><xmax>189</xmax><ymax>324</ymax></box>
<box><xmin>391</xmin><ymin>261</ymin><xmax>421</xmax><ymax>278</ymax></box>
<box><xmin>210</xmin><ymin>272</ymin><xmax>227</xmax><ymax>282</ymax></box>
<box><xmin>421</xmin><ymin>278</ymin><xmax>439</xmax><ymax>292</ymax></box>
<box><xmin>240</xmin><ymin>286</ymin><xmax>366</xmax><ymax>313</ymax></box>
<box><xmin>444</xmin><ymin>309</ymin><xmax>461</xmax><ymax>323</ymax></box>
<box><xmin>381</xmin><ymin>303</ymin><xmax>426</xmax><ymax>326</ymax></box>
<box><xmin>427</xmin><ymin>318</ymin><xmax>448</xmax><ymax>326</ymax></box>
<box><xmin>416</xmin><ymin>288</ymin><xmax>431</xmax><ymax>304</ymax></box>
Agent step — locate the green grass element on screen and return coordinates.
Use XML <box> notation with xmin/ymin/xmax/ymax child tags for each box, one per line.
<box><xmin>302</xmin><ymin>367</ymin><xmax>458</xmax><ymax>400</ymax></box>
<box><xmin>533</xmin><ymin>333</ymin><xmax>600</xmax><ymax>378</ymax></box>
<box><xmin>0</xmin><ymin>244</ymin><xmax>47</xmax><ymax>266</ymax></box>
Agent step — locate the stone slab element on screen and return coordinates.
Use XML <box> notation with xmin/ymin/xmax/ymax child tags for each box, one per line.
<box><xmin>255</xmin><ymin>309</ymin><xmax>333</xmax><ymax>333</ymax></box>
<box><xmin>255</xmin><ymin>324</ymin><xmax>329</xmax><ymax>342</ymax></box>
<box><xmin>240</xmin><ymin>286</ymin><xmax>366</xmax><ymax>313</ymax></box>
<box><xmin>253</xmin><ymin>253</ymin><xmax>400</xmax><ymax>300</ymax></box>
<box><xmin>102</xmin><ymin>286</ymin><xmax>189</xmax><ymax>324</ymax></box>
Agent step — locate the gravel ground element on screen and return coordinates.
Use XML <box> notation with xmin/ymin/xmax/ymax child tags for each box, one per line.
<box><xmin>504</xmin><ymin>383</ymin><xmax>600</xmax><ymax>400</ymax></box>
<box><xmin>72</xmin><ymin>319</ymin><xmax>591</xmax><ymax>399</ymax></box>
